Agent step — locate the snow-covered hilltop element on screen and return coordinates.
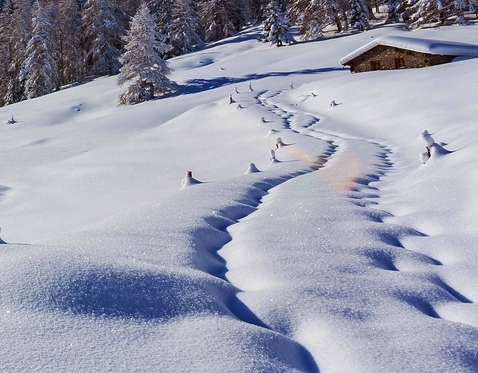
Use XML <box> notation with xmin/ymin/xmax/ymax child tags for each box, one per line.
<box><xmin>1</xmin><ymin>22</ymin><xmax>478</xmax><ymax>372</ymax></box>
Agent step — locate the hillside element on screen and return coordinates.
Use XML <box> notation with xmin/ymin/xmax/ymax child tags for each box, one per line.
<box><xmin>1</xmin><ymin>23</ymin><xmax>478</xmax><ymax>372</ymax></box>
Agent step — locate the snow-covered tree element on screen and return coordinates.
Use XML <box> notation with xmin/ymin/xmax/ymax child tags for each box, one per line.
<box><xmin>470</xmin><ymin>0</ymin><xmax>478</xmax><ymax>15</ymax></box>
<box><xmin>168</xmin><ymin>0</ymin><xmax>203</xmax><ymax>57</ymax></box>
<box><xmin>349</xmin><ymin>0</ymin><xmax>369</xmax><ymax>30</ymax></box>
<box><xmin>117</xmin><ymin>2</ymin><xmax>173</xmax><ymax>105</ymax></box>
<box><xmin>81</xmin><ymin>0</ymin><xmax>125</xmax><ymax>77</ymax></box>
<box><xmin>199</xmin><ymin>0</ymin><xmax>250</xmax><ymax>42</ymax></box>
<box><xmin>263</xmin><ymin>0</ymin><xmax>294</xmax><ymax>46</ymax></box>
<box><xmin>288</xmin><ymin>0</ymin><xmax>346</xmax><ymax>39</ymax></box>
<box><xmin>454</xmin><ymin>0</ymin><xmax>470</xmax><ymax>23</ymax></box>
<box><xmin>250</xmin><ymin>0</ymin><xmax>268</xmax><ymax>23</ymax></box>
<box><xmin>56</xmin><ymin>0</ymin><xmax>83</xmax><ymax>85</ymax></box>
<box><xmin>22</xmin><ymin>0</ymin><xmax>59</xmax><ymax>99</ymax></box>
<box><xmin>385</xmin><ymin>0</ymin><xmax>404</xmax><ymax>23</ymax></box>
<box><xmin>407</xmin><ymin>0</ymin><xmax>452</xmax><ymax>27</ymax></box>
<box><xmin>148</xmin><ymin>0</ymin><xmax>174</xmax><ymax>58</ymax></box>
<box><xmin>0</xmin><ymin>1</ymin><xmax>13</xmax><ymax>106</ymax></box>
<box><xmin>149</xmin><ymin>0</ymin><xmax>173</xmax><ymax>33</ymax></box>
<box><xmin>0</xmin><ymin>0</ymin><xmax>32</xmax><ymax>104</ymax></box>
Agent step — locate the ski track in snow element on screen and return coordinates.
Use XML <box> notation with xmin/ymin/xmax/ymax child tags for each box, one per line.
<box><xmin>257</xmin><ymin>88</ymin><xmax>474</xmax><ymax>318</ymax></box>
<box><xmin>199</xmin><ymin>87</ymin><xmax>478</xmax><ymax>369</ymax></box>
<box><xmin>3</xmin><ymin>86</ymin><xmax>473</xmax><ymax>372</ymax></box>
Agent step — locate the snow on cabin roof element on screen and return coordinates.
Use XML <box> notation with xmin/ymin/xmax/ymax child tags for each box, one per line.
<box><xmin>339</xmin><ymin>35</ymin><xmax>478</xmax><ymax>65</ymax></box>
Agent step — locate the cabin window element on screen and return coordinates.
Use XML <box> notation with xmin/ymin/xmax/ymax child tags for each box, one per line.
<box><xmin>370</xmin><ymin>60</ymin><xmax>381</xmax><ymax>71</ymax></box>
<box><xmin>395</xmin><ymin>57</ymin><xmax>405</xmax><ymax>69</ymax></box>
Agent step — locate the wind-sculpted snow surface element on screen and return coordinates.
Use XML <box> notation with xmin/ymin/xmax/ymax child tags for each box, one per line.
<box><xmin>1</xmin><ymin>24</ymin><xmax>478</xmax><ymax>372</ymax></box>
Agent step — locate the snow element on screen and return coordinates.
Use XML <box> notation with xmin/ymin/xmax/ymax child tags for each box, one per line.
<box><xmin>1</xmin><ymin>23</ymin><xmax>478</xmax><ymax>372</ymax></box>
<box><xmin>339</xmin><ymin>33</ymin><xmax>478</xmax><ymax>65</ymax></box>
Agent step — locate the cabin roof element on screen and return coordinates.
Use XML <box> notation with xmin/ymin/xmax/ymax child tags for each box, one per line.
<box><xmin>339</xmin><ymin>35</ymin><xmax>478</xmax><ymax>65</ymax></box>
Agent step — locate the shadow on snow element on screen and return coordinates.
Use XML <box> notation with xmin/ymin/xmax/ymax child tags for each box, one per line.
<box><xmin>175</xmin><ymin>68</ymin><xmax>345</xmax><ymax>96</ymax></box>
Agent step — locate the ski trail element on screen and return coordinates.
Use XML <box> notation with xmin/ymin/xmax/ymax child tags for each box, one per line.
<box><xmin>214</xmin><ymin>88</ymin><xmax>478</xmax><ymax>371</ymax></box>
<box><xmin>276</xmin><ymin>88</ymin><xmax>476</xmax><ymax>314</ymax></box>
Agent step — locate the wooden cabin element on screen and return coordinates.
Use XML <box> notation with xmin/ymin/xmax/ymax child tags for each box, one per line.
<box><xmin>339</xmin><ymin>36</ymin><xmax>478</xmax><ymax>73</ymax></box>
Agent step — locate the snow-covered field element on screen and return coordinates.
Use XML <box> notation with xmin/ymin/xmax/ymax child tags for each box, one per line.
<box><xmin>1</xmin><ymin>22</ymin><xmax>478</xmax><ymax>372</ymax></box>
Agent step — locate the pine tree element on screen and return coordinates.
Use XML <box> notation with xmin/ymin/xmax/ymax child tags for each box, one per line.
<box><xmin>349</xmin><ymin>0</ymin><xmax>369</xmax><ymax>30</ymax></box>
<box><xmin>199</xmin><ymin>0</ymin><xmax>250</xmax><ymax>42</ymax></box>
<box><xmin>56</xmin><ymin>0</ymin><xmax>83</xmax><ymax>85</ymax></box>
<box><xmin>407</xmin><ymin>0</ymin><xmax>452</xmax><ymax>26</ymax></box>
<box><xmin>117</xmin><ymin>2</ymin><xmax>173</xmax><ymax>105</ymax></box>
<box><xmin>168</xmin><ymin>0</ymin><xmax>203</xmax><ymax>57</ymax></box>
<box><xmin>385</xmin><ymin>0</ymin><xmax>403</xmax><ymax>23</ymax></box>
<box><xmin>288</xmin><ymin>0</ymin><xmax>346</xmax><ymax>39</ymax></box>
<box><xmin>81</xmin><ymin>0</ymin><xmax>125</xmax><ymax>77</ymax></box>
<box><xmin>249</xmin><ymin>0</ymin><xmax>269</xmax><ymax>24</ymax></box>
<box><xmin>22</xmin><ymin>0</ymin><xmax>59</xmax><ymax>99</ymax></box>
<box><xmin>149</xmin><ymin>0</ymin><xmax>174</xmax><ymax>58</ymax></box>
<box><xmin>0</xmin><ymin>1</ymin><xmax>13</xmax><ymax>106</ymax></box>
<box><xmin>454</xmin><ymin>0</ymin><xmax>469</xmax><ymax>23</ymax></box>
<box><xmin>263</xmin><ymin>0</ymin><xmax>293</xmax><ymax>46</ymax></box>
<box><xmin>1</xmin><ymin>0</ymin><xmax>32</xmax><ymax>104</ymax></box>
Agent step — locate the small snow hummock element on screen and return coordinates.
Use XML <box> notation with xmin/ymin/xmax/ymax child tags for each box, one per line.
<box><xmin>181</xmin><ymin>171</ymin><xmax>202</xmax><ymax>189</ymax></box>
<box><xmin>245</xmin><ymin>163</ymin><xmax>261</xmax><ymax>174</ymax></box>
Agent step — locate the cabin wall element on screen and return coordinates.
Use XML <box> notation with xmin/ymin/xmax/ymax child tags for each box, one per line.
<box><xmin>348</xmin><ymin>45</ymin><xmax>455</xmax><ymax>73</ymax></box>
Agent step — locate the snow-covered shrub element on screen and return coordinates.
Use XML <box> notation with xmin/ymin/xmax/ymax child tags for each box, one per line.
<box><xmin>419</xmin><ymin>130</ymin><xmax>450</xmax><ymax>164</ymax></box>
<box><xmin>181</xmin><ymin>171</ymin><xmax>202</xmax><ymax>188</ymax></box>
<box><xmin>275</xmin><ymin>137</ymin><xmax>286</xmax><ymax>149</ymax></box>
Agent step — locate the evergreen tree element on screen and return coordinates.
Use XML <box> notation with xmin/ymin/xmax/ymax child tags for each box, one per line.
<box><xmin>407</xmin><ymin>0</ymin><xmax>452</xmax><ymax>26</ymax></box>
<box><xmin>263</xmin><ymin>0</ymin><xmax>293</xmax><ymax>46</ymax></box>
<box><xmin>199</xmin><ymin>0</ymin><xmax>250</xmax><ymax>42</ymax></box>
<box><xmin>117</xmin><ymin>1</ymin><xmax>173</xmax><ymax>105</ymax></box>
<box><xmin>0</xmin><ymin>1</ymin><xmax>13</xmax><ymax>106</ymax></box>
<box><xmin>289</xmin><ymin>0</ymin><xmax>345</xmax><ymax>39</ymax></box>
<box><xmin>81</xmin><ymin>0</ymin><xmax>125</xmax><ymax>77</ymax></box>
<box><xmin>454</xmin><ymin>0</ymin><xmax>469</xmax><ymax>23</ymax></box>
<box><xmin>168</xmin><ymin>0</ymin><xmax>203</xmax><ymax>57</ymax></box>
<box><xmin>22</xmin><ymin>0</ymin><xmax>59</xmax><ymax>99</ymax></box>
<box><xmin>2</xmin><ymin>0</ymin><xmax>32</xmax><ymax>104</ymax></box>
<box><xmin>149</xmin><ymin>0</ymin><xmax>174</xmax><ymax>58</ymax></box>
<box><xmin>385</xmin><ymin>0</ymin><xmax>403</xmax><ymax>23</ymax></box>
<box><xmin>56</xmin><ymin>0</ymin><xmax>83</xmax><ymax>85</ymax></box>
<box><xmin>349</xmin><ymin>0</ymin><xmax>369</xmax><ymax>30</ymax></box>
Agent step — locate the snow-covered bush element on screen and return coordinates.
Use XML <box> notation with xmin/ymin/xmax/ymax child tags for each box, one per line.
<box><xmin>181</xmin><ymin>170</ymin><xmax>202</xmax><ymax>188</ymax></box>
<box><xmin>419</xmin><ymin>130</ymin><xmax>450</xmax><ymax>164</ymax></box>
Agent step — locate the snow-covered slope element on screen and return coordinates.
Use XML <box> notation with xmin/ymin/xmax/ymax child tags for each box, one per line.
<box><xmin>1</xmin><ymin>23</ymin><xmax>478</xmax><ymax>372</ymax></box>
